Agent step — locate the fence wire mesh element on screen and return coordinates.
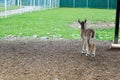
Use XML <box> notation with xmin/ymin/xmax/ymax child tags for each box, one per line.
<box><xmin>0</xmin><ymin>0</ymin><xmax>60</xmax><ymax>17</ymax></box>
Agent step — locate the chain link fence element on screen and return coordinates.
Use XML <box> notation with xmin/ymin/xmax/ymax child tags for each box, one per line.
<box><xmin>0</xmin><ymin>0</ymin><xmax>60</xmax><ymax>18</ymax></box>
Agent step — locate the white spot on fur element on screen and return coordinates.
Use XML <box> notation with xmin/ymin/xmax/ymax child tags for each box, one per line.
<box><xmin>78</xmin><ymin>25</ymin><xmax>81</xmax><ymax>28</ymax></box>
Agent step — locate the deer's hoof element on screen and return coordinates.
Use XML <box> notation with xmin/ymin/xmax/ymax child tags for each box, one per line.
<box><xmin>91</xmin><ymin>53</ymin><xmax>95</xmax><ymax>57</ymax></box>
<box><xmin>85</xmin><ymin>53</ymin><xmax>88</xmax><ymax>56</ymax></box>
<box><xmin>81</xmin><ymin>50</ymin><xmax>87</xmax><ymax>54</ymax></box>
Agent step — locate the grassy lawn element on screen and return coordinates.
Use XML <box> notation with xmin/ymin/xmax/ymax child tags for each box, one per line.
<box><xmin>0</xmin><ymin>8</ymin><xmax>117</xmax><ymax>40</ymax></box>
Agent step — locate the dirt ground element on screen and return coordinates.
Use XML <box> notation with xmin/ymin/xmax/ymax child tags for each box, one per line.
<box><xmin>0</xmin><ymin>39</ymin><xmax>120</xmax><ymax>80</ymax></box>
<box><xmin>69</xmin><ymin>21</ymin><xmax>116</xmax><ymax>29</ymax></box>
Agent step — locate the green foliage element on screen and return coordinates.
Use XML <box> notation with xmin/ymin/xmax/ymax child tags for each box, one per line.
<box><xmin>0</xmin><ymin>8</ymin><xmax>116</xmax><ymax>40</ymax></box>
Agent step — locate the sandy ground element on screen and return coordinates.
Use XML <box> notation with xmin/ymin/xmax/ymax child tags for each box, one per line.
<box><xmin>0</xmin><ymin>39</ymin><xmax>120</xmax><ymax>80</ymax></box>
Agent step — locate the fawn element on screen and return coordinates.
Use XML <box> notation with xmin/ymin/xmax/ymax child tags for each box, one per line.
<box><xmin>78</xmin><ymin>19</ymin><xmax>96</xmax><ymax>57</ymax></box>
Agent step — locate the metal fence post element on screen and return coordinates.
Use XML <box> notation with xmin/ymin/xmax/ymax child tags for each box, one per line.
<box><xmin>54</xmin><ymin>0</ymin><xmax>56</xmax><ymax>8</ymax></box>
<box><xmin>30</xmin><ymin>0</ymin><xmax>33</xmax><ymax>12</ymax></box>
<box><xmin>5</xmin><ymin>0</ymin><xmax>7</xmax><ymax>18</ymax></box>
<box><xmin>38</xmin><ymin>0</ymin><xmax>39</xmax><ymax>7</ymax></box>
<box><xmin>107</xmin><ymin>0</ymin><xmax>109</xmax><ymax>9</ymax></box>
<box><xmin>44</xmin><ymin>0</ymin><xmax>46</xmax><ymax>8</ymax></box>
<box><xmin>33</xmin><ymin>0</ymin><xmax>35</xmax><ymax>7</ymax></box>
<box><xmin>58</xmin><ymin>0</ymin><xmax>60</xmax><ymax>8</ymax></box>
<box><xmin>17</xmin><ymin>0</ymin><xmax>20</xmax><ymax>6</ymax></box>
<box><xmin>73</xmin><ymin>0</ymin><xmax>75</xmax><ymax>8</ymax></box>
<box><xmin>114</xmin><ymin>0</ymin><xmax>120</xmax><ymax>44</ymax></box>
<box><xmin>30</xmin><ymin>0</ymin><xmax>32</xmax><ymax>6</ymax></box>
<box><xmin>19</xmin><ymin>0</ymin><xmax>22</xmax><ymax>14</ymax></box>
<box><xmin>50</xmin><ymin>0</ymin><xmax>52</xmax><ymax>8</ymax></box>
<box><xmin>86</xmin><ymin>0</ymin><xmax>89</xmax><ymax>8</ymax></box>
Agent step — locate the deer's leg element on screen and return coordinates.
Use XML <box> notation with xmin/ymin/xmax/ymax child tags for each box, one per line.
<box><xmin>86</xmin><ymin>39</ymin><xmax>90</xmax><ymax>56</ymax></box>
<box><xmin>86</xmin><ymin>44</ymin><xmax>89</xmax><ymax>56</ymax></box>
<box><xmin>91</xmin><ymin>44</ymin><xmax>96</xmax><ymax>57</ymax></box>
<box><xmin>84</xmin><ymin>40</ymin><xmax>88</xmax><ymax>53</ymax></box>
<box><xmin>81</xmin><ymin>39</ymin><xmax>86</xmax><ymax>53</ymax></box>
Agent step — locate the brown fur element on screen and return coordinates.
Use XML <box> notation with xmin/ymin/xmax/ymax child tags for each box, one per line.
<box><xmin>78</xmin><ymin>19</ymin><xmax>96</xmax><ymax>57</ymax></box>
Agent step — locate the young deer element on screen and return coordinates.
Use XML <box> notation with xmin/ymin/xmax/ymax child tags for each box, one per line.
<box><xmin>78</xmin><ymin>19</ymin><xmax>96</xmax><ymax>57</ymax></box>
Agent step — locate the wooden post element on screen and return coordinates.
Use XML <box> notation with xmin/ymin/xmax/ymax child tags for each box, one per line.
<box><xmin>114</xmin><ymin>0</ymin><xmax>120</xmax><ymax>44</ymax></box>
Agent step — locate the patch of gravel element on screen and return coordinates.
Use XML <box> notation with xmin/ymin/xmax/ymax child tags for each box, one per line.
<box><xmin>0</xmin><ymin>35</ymin><xmax>64</xmax><ymax>43</ymax></box>
<box><xmin>69</xmin><ymin>21</ymin><xmax>116</xmax><ymax>29</ymax></box>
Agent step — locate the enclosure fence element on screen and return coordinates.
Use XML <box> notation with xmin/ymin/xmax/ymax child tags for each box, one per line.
<box><xmin>60</xmin><ymin>0</ymin><xmax>116</xmax><ymax>9</ymax></box>
<box><xmin>0</xmin><ymin>0</ymin><xmax>60</xmax><ymax>18</ymax></box>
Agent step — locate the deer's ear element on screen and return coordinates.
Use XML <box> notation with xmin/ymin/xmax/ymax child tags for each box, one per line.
<box><xmin>78</xmin><ymin>19</ymin><xmax>81</xmax><ymax>24</ymax></box>
<box><xmin>85</xmin><ymin>19</ymin><xmax>87</xmax><ymax>23</ymax></box>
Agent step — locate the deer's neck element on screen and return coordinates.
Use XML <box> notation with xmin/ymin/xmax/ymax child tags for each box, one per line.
<box><xmin>81</xmin><ymin>29</ymin><xmax>85</xmax><ymax>32</ymax></box>
<box><xmin>81</xmin><ymin>29</ymin><xmax>86</xmax><ymax>39</ymax></box>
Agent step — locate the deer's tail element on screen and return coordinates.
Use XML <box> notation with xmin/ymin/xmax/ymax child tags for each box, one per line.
<box><xmin>91</xmin><ymin>30</ymin><xmax>95</xmax><ymax>38</ymax></box>
<box><xmin>87</xmin><ymin>31</ymin><xmax>95</xmax><ymax>46</ymax></box>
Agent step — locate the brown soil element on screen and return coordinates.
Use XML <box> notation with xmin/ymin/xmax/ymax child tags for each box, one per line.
<box><xmin>69</xmin><ymin>21</ymin><xmax>115</xmax><ymax>29</ymax></box>
<box><xmin>0</xmin><ymin>39</ymin><xmax>120</xmax><ymax>80</ymax></box>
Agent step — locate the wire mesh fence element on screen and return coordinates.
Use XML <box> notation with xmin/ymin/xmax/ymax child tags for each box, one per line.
<box><xmin>0</xmin><ymin>0</ymin><xmax>60</xmax><ymax>18</ymax></box>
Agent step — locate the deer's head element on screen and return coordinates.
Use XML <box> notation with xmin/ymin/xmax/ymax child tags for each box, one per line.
<box><xmin>78</xmin><ymin>19</ymin><xmax>87</xmax><ymax>30</ymax></box>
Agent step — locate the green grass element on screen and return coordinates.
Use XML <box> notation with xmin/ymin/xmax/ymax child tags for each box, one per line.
<box><xmin>0</xmin><ymin>8</ymin><xmax>117</xmax><ymax>40</ymax></box>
